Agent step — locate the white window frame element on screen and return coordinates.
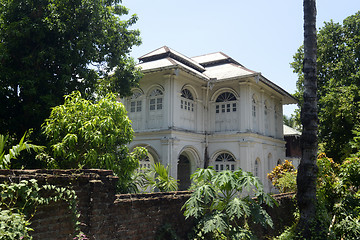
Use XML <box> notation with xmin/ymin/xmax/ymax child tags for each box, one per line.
<box><xmin>214</xmin><ymin>152</ymin><xmax>236</xmax><ymax>172</ymax></box>
<box><xmin>215</xmin><ymin>92</ymin><xmax>237</xmax><ymax>114</ymax></box>
<box><xmin>180</xmin><ymin>89</ymin><xmax>194</xmax><ymax>112</ymax></box>
<box><xmin>149</xmin><ymin>89</ymin><xmax>163</xmax><ymax>111</ymax></box>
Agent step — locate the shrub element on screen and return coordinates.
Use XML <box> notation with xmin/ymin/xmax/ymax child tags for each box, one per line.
<box><xmin>183</xmin><ymin>168</ymin><xmax>276</xmax><ymax>240</ymax></box>
<box><xmin>0</xmin><ymin>179</ymin><xmax>79</xmax><ymax>239</ymax></box>
<box><xmin>268</xmin><ymin>160</ymin><xmax>297</xmax><ymax>193</ymax></box>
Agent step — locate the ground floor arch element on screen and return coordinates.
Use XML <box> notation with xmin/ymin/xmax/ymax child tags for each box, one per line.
<box><xmin>177</xmin><ymin>146</ymin><xmax>201</xmax><ymax>190</ymax></box>
<box><xmin>131</xmin><ymin>144</ymin><xmax>160</xmax><ymax>172</ymax></box>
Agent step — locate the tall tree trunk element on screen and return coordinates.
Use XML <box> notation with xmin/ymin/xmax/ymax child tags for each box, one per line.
<box><xmin>297</xmin><ymin>0</ymin><xmax>319</xmax><ymax>238</ymax></box>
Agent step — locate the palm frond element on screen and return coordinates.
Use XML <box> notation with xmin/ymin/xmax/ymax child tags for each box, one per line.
<box><xmin>0</xmin><ymin>132</ymin><xmax>44</xmax><ymax>169</ymax></box>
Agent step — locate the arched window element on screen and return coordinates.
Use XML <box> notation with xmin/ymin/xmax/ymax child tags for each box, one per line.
<box><xmin>130</xmin><ymin>92</ymin><xmax>142</xmax><ymax>113</ymax></box>
<box><xmin>128</xmin><ymin>91</ymin><xmax>143</xmax><ymax>130</ymax></box>
<box><xmin>181</xmin><ymin>89</ymin><xmax>194</xmax><ymax>111</ymax></box>
<box><xmin>214</xmin><ymin>153</ymin><xmax>235</xmax><ymax>172</ymax></box>
<box><xmin>149</xmin><ymin>89</ymin><xmax>163</xmax><ymax>111</ymax></box>
<box><xmin>138</xmin><ymin>153</ymin><xmax>156</xmax><ymax>173</ymax></box>
<box><xmin>214</xmin><ymin>91</ymin><xmax>238</xmax><ymax>132</ymax></box>
<box><xmin>277</xmin><ymin>159</ymin><xmax>281</xmax><ymax>165</ymax></box>
<box><xmin>215</xmin><ymin>92</ymin><xmax>237</xmax><ymax>114</ymax></box>
<box><xmin>148</xmin><ymin>88</ymin><xmax>164</xmax><ymax>129</ymax></box>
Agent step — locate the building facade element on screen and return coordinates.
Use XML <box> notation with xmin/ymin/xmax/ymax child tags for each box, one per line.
<box><xmin>124</xmin><ymin>46</ymin><xmax>297</xmax><ymax>192</ymax></box>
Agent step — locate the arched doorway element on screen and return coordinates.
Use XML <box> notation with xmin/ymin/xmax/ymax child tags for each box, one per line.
<box><xmin>177</xmin><ymin>154</ymin><xmax>191</xmax><ymax>191</ymax></box>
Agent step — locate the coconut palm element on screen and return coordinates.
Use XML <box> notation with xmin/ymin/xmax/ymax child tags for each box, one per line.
<box><xmin>296</xmin><ymin>0</ymin><xmax>319</xmax><ymax>238</ymax></box>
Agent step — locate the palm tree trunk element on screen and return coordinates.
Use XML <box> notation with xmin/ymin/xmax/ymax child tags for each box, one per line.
<box><xmin>296</xmin><ymin>0</ymin><xmax>319</xmax><ymax>238</ymax></box>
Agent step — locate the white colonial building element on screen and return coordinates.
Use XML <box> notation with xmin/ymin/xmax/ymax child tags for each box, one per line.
<box><xmin>124</xmin><ymin>46</ymin><xmax>297</xmax><ymax>192</ymax></box>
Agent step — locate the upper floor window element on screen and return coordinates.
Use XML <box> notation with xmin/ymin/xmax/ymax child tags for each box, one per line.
<box><xmin>149</xmin><ymin>89</ymin><xmax>163</xmax><ymax>111</ymax></box>
<box><xmin>215</xmin><ymin>153</ymin><xmax>235</xmax><ymax>172</ymax></box>
<box><xmin>215</xmin><ymin>92</ymin><xmax>237</xmax><ymax>114</ymax></box>
<box><xmin>181</xmin><ymin>89</ymin><xmax>194</xmax><ymax>111</ymax></box>
<box><xmin>130</xmin><ymin>92</ymin><xmax>142</xmax><ymax>113</ymax></box>
<box><xmin>252</xmin><ymin>94</ymin><xmax>260</xmax><ymax>132</ymax></box>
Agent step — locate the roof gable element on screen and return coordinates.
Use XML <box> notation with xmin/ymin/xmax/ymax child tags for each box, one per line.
<box><xmin>137</xmin><ymin>46</ymin><xmax>297</xmax><ymax>105</ymax></box>
<box><xmin>139</xmin><ymin>46</ymin><xmax>205</xmax><ymax>72</ymax></box>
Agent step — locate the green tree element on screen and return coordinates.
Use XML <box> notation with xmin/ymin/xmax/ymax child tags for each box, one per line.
<box><xmin>316</xmin><ymin>154</ymin><xmax>360</xmax><ymax>239</ymax></box>
<box><xmin>41</xmin><ymin>91</ymin><xmax>146</xmax><ymax>193</ymax></box>
<box><xmin>182</xmin><ymin>168</ymin><xmax>275</xmax><ymax>240</ymax></box>
<box><xmin>275</xmin><ymin>153</ymin><xmax>360</xmax><ymax>239</ymax></box>
<box><xmin>291</xmin><ymin>11</ymin><xmax>360</xmax><ymax>162</ymax></box>
<box><xmin>0</xmin><ymin>0</ymin><xmax>142</xmax><ymax>138</ymax></box>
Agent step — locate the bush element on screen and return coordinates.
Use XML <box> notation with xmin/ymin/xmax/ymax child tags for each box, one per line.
<box><xmin>268</xmin><ymin>160</ymin><xmax>297</xmax><ymax>193</ymax></box>
<box><xmin>183</xmin><ymin>168</ymin><xmax>276</xmax><ymax>240</ymax></box>
<box><xmin>0</xmin><ymin>179</ymin><xmax>79</xmax><ymax>239</ymax></box>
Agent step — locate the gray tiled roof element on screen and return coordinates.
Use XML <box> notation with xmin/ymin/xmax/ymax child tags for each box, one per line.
<box><xmin>139</xmin><ymin>46</ymin><xmax>205</xmax><ymax>72</ymax></box>
<box><xmin>283</xmin><ymin>125</ymin><xmax>301</xmax><ymax>136</ymax></box>
<box><xmin>203</xmin><ymin>63</ymin><xmax>257</xmax><ymax>81</ymax></box>
<box><xmin>139</xmin><ymin>57</ymin><xmax>209</xmax><ymax>80</ymax></box>
<box><xmin>137</xmin><ymin>46</ymin><xmax>298</xmax><ymax>104</ymax></box>
<box><xmin>191</xmin><ymin>52</ymin><xmax>229</xmax><ymax>65</ymax></box>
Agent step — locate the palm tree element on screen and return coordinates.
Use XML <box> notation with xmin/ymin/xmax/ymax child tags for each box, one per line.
<box><xmin>296</xmin><ymin>0</ymin><xmax>319</xmax><ymax>238</ymax></box>
<box><xmin>0</xmin><ymin>132</ymin><xmax>44</xmax><ymax>169</ymax></box>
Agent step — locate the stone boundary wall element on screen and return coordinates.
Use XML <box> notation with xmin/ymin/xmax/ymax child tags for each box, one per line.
<box><xmin>0</xmin><ymin>169</ymin><xmax>296</xmax><ymax>240</ymax></box>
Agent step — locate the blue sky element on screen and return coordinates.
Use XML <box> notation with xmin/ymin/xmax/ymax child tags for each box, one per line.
<box><xmin>122</xmin><ymin>0</ymin><xmax>359</xmax><ymax>117</ymax></box>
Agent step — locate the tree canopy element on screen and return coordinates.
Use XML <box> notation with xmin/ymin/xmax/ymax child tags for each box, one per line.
<box><xmin>291</xmin><ymin>11</ymin><xmax>360</xmax><ymax>162</ymax></box>
<box><xmin>0</xmin><ymin>0</ymin><xmax>142</xmax><ymax>137</ymax></box>
<box><xmin>41</xmin><ymin>91</ymin><xmax>146</xmax><ymax>193</ymax></box>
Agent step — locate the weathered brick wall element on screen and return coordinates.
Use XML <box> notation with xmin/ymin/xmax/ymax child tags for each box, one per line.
<box><xmin>0</xmin><ymin>169</ymin><xmax>118</xmax><ymax>240</ymax></box>
<box><xmin>0</xmin><ymin>170</ymin><xmax>296</xmax><ymax>240</ymax></box>
<box><xmin>0</xmin><ymin>169</ymin><xmax>193</xmax><ymax>240</ymax></box>
<box><xmin>252</xmin><ymin>192</ymin><xmax>297</xmax><ymax>239</ymax></box>
<box><xmin>91</xmin><ymin>192</ymin><xmax>194</xmax><ymax>240</ymax></box>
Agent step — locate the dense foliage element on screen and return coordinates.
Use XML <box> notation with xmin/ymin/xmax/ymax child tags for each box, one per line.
<box><xmin>274</xmin><ymin>152</ymin><xmax>360</xmax><ymax>239</ymax></box>
<box><xmin>0</xmin><ymin>0</ymin><xmax>142</xmax><ymax>138</ymax></box>
<box><xmin>0</xmin><ymin>179</ymin><xmax>79</xmax><ymax>239</ymax></box>
<box><xmin>268</xmin><ymin>160</ymin><xmax>297</xmax><ymax>193</ymax></box>
<box><xmin>183</xmin><ymin>168</ymin><xmax>275</xmax><ymax>240</ymax></box>
<box><xmin>41</xmin><ymin>91</ymin><xmax>147</xmax><ymax>193</ymax></box>
<box><xmin>291</xmin><ymin>11</ymin><xmax>360</xmax><ymax>162</ymax></box>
